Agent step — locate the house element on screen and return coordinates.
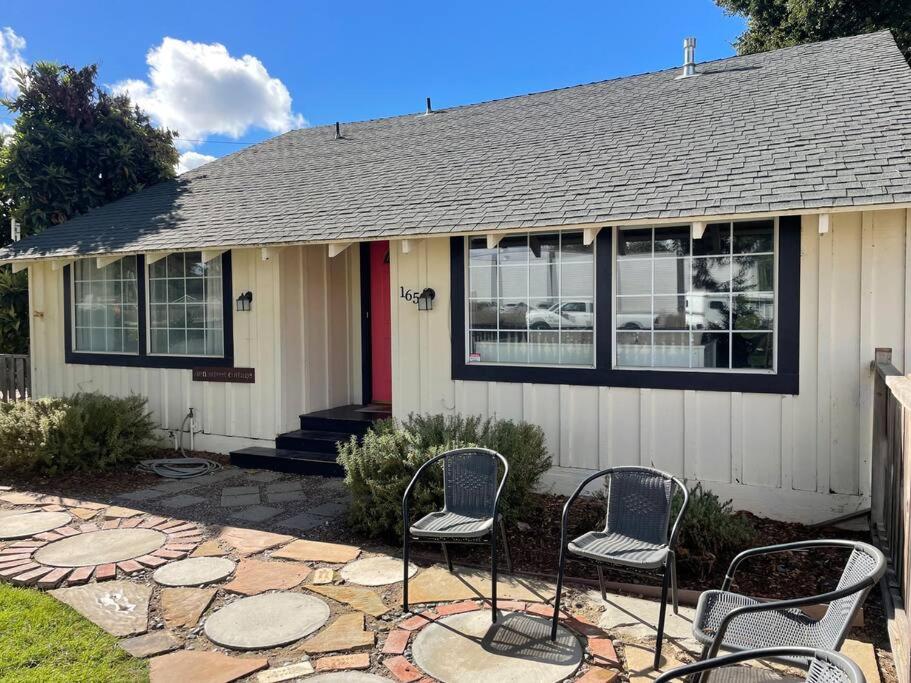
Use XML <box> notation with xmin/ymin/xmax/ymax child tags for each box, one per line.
<box><xmin>2</xmin><ymin>31</ymin><xmax>910</xmax><ymax>523</ymax></box>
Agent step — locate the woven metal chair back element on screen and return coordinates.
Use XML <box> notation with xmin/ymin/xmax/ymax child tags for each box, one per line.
<box><xmin>805</xmin><ymin>656</ymin><xmax>860</xmax><ymax>683</ymax></box>
<box><xmin>603</xmin><ymin>468</ymin><xmax>674</xmax><ymax>545</ymax></box>
<box><xmin>443</xmin><ymin>449</ymin><xmax>499</xmax><ymax>518</ymax></box>
<box><xmin>817</xmin><ymin>544</ymin><xmax>882</xmax><ymax>646</ymax></box>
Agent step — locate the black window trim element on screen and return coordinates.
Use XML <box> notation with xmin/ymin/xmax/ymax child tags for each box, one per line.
<box><xmin>450</xmin><ymin>215</ymin><xmax>800</xmax><ymax>394</ymax></box>
<box><xmin>63</xmin><ymin>252</ymin><xmax>235</xmax><ymax>369</ymax></box>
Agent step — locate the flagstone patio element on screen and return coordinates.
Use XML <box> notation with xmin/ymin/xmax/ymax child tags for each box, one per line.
<box><xmin>0</xmin><ymin>466</ymin><xmax>883</xmax><ymax>682</ymax></box>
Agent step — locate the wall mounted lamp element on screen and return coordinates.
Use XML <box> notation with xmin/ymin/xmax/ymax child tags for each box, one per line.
<box><xmin>236</xmin><ymin>291</ymin><xmax>253</xmax><ymax>312</ymax></box>
<box><xmin>417</xmin><ymin>287</ymin><xmax>436</xmax><ymax>311</ymax></box>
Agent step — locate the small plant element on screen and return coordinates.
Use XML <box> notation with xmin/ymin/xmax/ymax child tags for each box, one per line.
<box><xmin>337</xmin><ymin>413</ymin><xmax>551</xmax><ymax>542</ymax></box>
<box><xmin>0</xmin><ymin>393</ymin><xmax>160</xmax><ymax>476</ymax></box>
<box><xmin>672</xmin><ymin>483</ymin><xmax>755</xmax><ymax>579</ymax></box>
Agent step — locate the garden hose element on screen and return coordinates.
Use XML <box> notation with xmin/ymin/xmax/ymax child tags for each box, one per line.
<box><xmin>137</xmin><ymin>409</ymin><xmax>221</xmax><ymax>479</ymax></box>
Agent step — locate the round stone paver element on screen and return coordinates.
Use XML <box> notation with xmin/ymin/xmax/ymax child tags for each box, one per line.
<box><xmin>339</xmin><ymin>556</ymin><xmax>417</xmax><ymax>586</ymax></box>
<box><xmin>34</xmin><ymin>528</ymin><xmax>167</xmax><ymax>567</ymax></box>
<box><xmin>204</xmin><ymin>592</ymin><xmax>330</xmax><ymax>650</ymax></box>
<box><xmin>412</xmin><ymin>610</ymin><xmax>583</xmax><ymax>683</ymax></box>
<box><xmin>153</xmin><ymin>557</ymin><xmax>236</xmax><ymax>587</ymax></box>
<box><xmin>0</xmin><ymin>511</ymin><xmax>71</xmax><ymax>540</ymax></box>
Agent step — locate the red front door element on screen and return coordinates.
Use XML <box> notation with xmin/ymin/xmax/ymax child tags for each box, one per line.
<box><xmin>369</xmin><ymin>241</ymin><xmax>392</xmax><ymax>404</ymax></box>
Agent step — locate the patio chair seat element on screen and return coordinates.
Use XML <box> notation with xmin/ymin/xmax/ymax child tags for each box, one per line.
<box><xmin>693</xmin><ymin>590</ymin><xmax>819</xmax><ymax>654</ymax></box>
<box><xmin>568</xmin><ymin>531</ymin><xmax>669</xmax><ymax>568</ymax></box>
<box><xmin>410</xmin><ymin>510</ymin><xmax>494</xmax><ymax>538</ymax></box>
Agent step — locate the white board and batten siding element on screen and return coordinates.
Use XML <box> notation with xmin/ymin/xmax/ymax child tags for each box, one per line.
<box><xmin>28</xmin><ymin>244</ymin><xmax>361</xmax><ymax>453</ymax></box>
<box><xmin>390</xmin><ymin>210</ymin><xmax>911</xmax><ymax>523</ymax></box>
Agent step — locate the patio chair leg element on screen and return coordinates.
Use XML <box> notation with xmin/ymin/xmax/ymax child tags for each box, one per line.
<box><xmin>498</xmin><ymin>518</ymin><xmax>513</xmax><ymax>573</ymax></box>
<box><xmin>441</xmin><ymin>543</ymin><xmax>453</xmax><ymax>572</ymax></box>
<box><xmin>669</xmin><ymin>552</ymin><xmax>679</xmax><ymax>614</ymax></box>
<box><xmin>550</xmin><ymin>544</ymin><xmax>567</xmax><ymax>641</ymax></box>
<box><xmin>596</xmin><ymin>565</ymin><xmax>607</xmax><ymax>602</ymax></box>
<box><xmin>403</xmin><ymin>534</ymin><xmax>411</xmax><ymax>614</ymax></box>
<box><xmin>490</xmin><ymin>530</ymin><xmax>498</xmax><ymax>624</ymax></box>
<box><xmin>653</xmin><ymin>565</ymin><xmax>670</xmax><ymax>671</ymax></box>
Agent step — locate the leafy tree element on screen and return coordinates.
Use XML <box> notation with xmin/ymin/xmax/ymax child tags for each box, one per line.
<box><xmin>716</xmin><ymin>0</ymin><xmax>911</xmax><ymax>64</ymax></box>
<box><xmin>0</xmin><ymin>62</ymin><xmax>178</xmax><ymax>353</ymax></box>
<box><xmin>0</xmin><ymin>62</ymin><xmax>178</xmax><ymax>237</ymax></box>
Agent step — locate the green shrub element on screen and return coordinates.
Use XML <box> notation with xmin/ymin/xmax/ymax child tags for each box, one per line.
<box><xmin>338</xmin><ymin>413</ymin><xmax>552</xmax><ymax>542</ymax></box>
<box><xmin>672</xmin><ymin>483</ymin><xmax>755</xmax><ymax>579</ymax></box>
<box><xmin>0</xmin><ymin>393</ymin><xmax>159</xmax><ymax>476</ymax></box>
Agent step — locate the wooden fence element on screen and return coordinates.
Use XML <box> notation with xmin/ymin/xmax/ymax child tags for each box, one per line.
<box><xmin>871</xmin><ymin>347</ymin><xmax>910</xmax><ymax>682</ymax></box>
<box><xmin>0</xmin><ymin>353</ymin><xmax>30</xmax><ymax>401</ymax></box>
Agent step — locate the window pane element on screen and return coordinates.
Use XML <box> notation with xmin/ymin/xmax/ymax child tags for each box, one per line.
<box><xmin>499</xmin><ymin>267</ymin><xmax>527</xmax><ymax>299</ymax></box>
<box><xmin>692</xmin><ymin>257</ymin><xmax>731</xmax><ymax>292</ymax></box>
<box><xmin>468</xmin><ymin>267</ymin><xmax>497</xmax><ymax>298</ymax></box>
<box><xmin>469</xmin><ymin>300</ymin><xmax>497</xmax><ymax>329</ymax></box>
<box><xmin>528</xmin><ymin>234</ymin><xmax>560</xmax><ymax>264</ymax></box>
<box><xmin>561</xmin><ymin>263</ymin><xmax>593</xmax><ymax>297</ymax></box>
<box><xmin>733</xmin><ymin>220</ymin><xmax>774</xmax><ymax>254</ymax></box>
<box><xmin>618</xmin><ymin>228</ymin><xmax>651</xmax><ymax>257</ymax></box>
<box><xmin>732</xmin><ymin>332</ymin><xmax>773</xmax><ymax>369</ymax></box>
<box><xmin>529</xmin><ymin>265</ymin><xmax>559</xmax><ymax>299</ymax></box>
<box><xmin>732</xmin><ymin>255</ymin><xmax>774</xmax><ymax>292</ymax></box>
<box><xmin>653</xmin><ymin>296</ymin><xmax>687</xmax><ymax>330</ymax></box>
<box><xmin>693</xmin><ymin>332</ymin><xmax>729</xmax><ymax>369</ymax></box>
<box><xmin>654</xmin><ymin>226</ymin><xmax>689</xmax><ymax>257</ymax></box>
<box><xmin>733</xmin><ymin>293</ymin><xmax>774</xmax><ymax>330</ymax></box>
<box><xmin>687</xmin><ymin>294</ymin><xmax>730</xmax><ymax>330</ymax></box>
<box><xmin>498</xmin><ymin>301</ymin><xmax>527</xmax><ymax>330</ymax></box>
<box><xmin>469</xmin><ymin>238</ymin><xmax>496</xmax><ymax>266</ymax></box>
<box><xmin>147</xmin><ymin>251</ymin><xmax>225</xmax><ymax>357</ymax></box>
<box><xmin>560</xmin><ymin>331</ymin><xmax>593</xmax><ymax>365</ymax></box>
<box><xmin>652</xmin><ymin>332</ymin><xmax>693</xmax><ymax>367</ymax></box>
<box><xmin>527</xmin><ymin>299</ymin><xmax>559</xmax><ymax>329</ymax></box>
<box><xmin>653</xmin><ymin>258</ymin><xmax>689</xmax><ymax>295</ymax></box>
<box><xmin>560</xmin><ymin>232</ymin><xmax>593</xmax><ymax>263</ymax></box>
<box><xmin>693</xmin><ymin>222</ymin><xmax>730</xmax><ymax>256</ymax></box>
<box><xmin>498</xmin><ymin>235</ymin><xmax>529</xmax><ymax>264</ymax></box>
<box><xmin>616</xmin><ymin>330</ymin><xmax>652</xmax><ymax>367</ymax></box>
<box><xmin>527</xmin><ymin>330</ymin><xmax>560</xmax><ymax>364</ymax></box>
<box><xmin>617</xmin><ymin>296</ymin><xmax>652</xmax><ymax>330</ymax></box>
<box><xmin>71</xmin><ymin>256</ymin><xmax>138</xmax><ymax>354</ymax></box>
<box><xmin>617</xmin><ymin>259</ymin><xmax>651</xmax><ymax>295</ymax></box>
<box><xmin>468</xmin><ymin>330</ymin><xmax>498</xmax><ymax>363</ymax></box>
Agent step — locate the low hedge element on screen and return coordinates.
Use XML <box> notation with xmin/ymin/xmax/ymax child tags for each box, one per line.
<box><xmin>338</xmin><ymin>413</ymin><xmax>551</xmax><ymax>542</ymax></box>
<box><xmin>0</xmin><ymin>393</ymin><xmax>159</xmax><ymax>476</ymax></box>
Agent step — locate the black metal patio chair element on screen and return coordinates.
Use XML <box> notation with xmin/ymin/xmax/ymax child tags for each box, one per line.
<box><xmin>655</xmin><ymin>646</ymin><xmax>865</xmax><ymax>683</ymax></box>
<box><xmin>402</xmin><ymin>447</ymin><xmax>511</xmax><ymax>623</ymax></box>
<box><xmin>692</xmin><ymin>540</ymin><xmax>886</xmax><ymax>665</ymax></box>
<box><xmin>550</xmin><ymin>466</ymin><xmax>688</xmax><ymax>670</ymax></box>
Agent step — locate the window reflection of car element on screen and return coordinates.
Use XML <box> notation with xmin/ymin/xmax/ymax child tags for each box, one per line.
<box><xmin>527</xmin><ymin>301</ymin><xmax>593</xmax><ymax>329</ymax></box>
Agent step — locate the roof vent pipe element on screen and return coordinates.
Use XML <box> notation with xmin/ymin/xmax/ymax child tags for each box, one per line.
<box><xmin>334</xmin><ymin>121</ymin><xmax>341</xmax><ymax>139</ymax></box>
<box><xmin>682</xmin><ymin>37</ymin><xmax>696</xmax><ymax>77</ymax></box>
<box><xmin>425</xmin><ymin>97</ymin><xmax>432</xmax><ymax>115</ymax></box>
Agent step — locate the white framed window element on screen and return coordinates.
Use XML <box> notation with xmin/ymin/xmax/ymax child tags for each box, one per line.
<box><xmin>147</xmin><ymin>252</ymin><xmax>225</xmax><ymax>357</ymax></box>
<box><xmin>465</xmin><ymin>231</ymin><xmax>595</xmax><ymax>367</ymax></box>
<box><xmin>613</xmin><ymin>219</ymin><xmax>776</xmax><ymax>372</ymax></box>
<box><xmin>72</xmin><ymin>256</ymin><xmax>139</xmax><ymax>354</ymax></box>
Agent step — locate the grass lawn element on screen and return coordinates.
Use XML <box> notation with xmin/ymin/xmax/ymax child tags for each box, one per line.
<box><xmin>0</xmin><ymin>584</ymin><xmax>148</xmax><ymax>683</ymax></box>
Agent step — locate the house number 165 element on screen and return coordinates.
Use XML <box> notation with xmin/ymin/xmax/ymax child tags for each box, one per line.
<box><xmin>399</xmin><ymin>286</ymin><xmax>420</xmax><ymax>304</ymax></box>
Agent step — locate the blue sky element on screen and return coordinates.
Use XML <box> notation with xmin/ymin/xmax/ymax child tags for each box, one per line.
<box><xmin>2</xmin><ymin>1</ymin><xmax>745</xmax><ymax>169</ymax></box>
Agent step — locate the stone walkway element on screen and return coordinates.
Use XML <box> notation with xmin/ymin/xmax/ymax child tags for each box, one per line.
<box><xmin>0</xmin><ymin>470</ymin><xmax>882</xmax><ymax>683</ymax></box>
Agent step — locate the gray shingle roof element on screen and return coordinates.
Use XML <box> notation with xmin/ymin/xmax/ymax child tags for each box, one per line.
<box><xmin>4</xmin><ymin>30</ymin><xmax>911</xmax><ymax>261</ymax></box>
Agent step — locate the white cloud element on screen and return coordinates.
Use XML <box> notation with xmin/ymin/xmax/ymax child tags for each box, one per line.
<box><xmin>177</xmin><ymin>150</ymin><xmax>216</xmax><ymax>174</ymax></box>
<box><xmin>0</xmin><ymin>27</ymin><xmax>26</xmax><ymax>97</ymax></box>
<box><xmin>113</xmin><ymin>37</ymin><xmax>305</xmax><ymax>143</ymax></box>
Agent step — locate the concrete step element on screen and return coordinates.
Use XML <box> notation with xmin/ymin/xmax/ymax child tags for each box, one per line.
<box><xmin>229</xmin><ymin>447</ymin><xmax>344</xmax><ymax>477</ymax></box>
